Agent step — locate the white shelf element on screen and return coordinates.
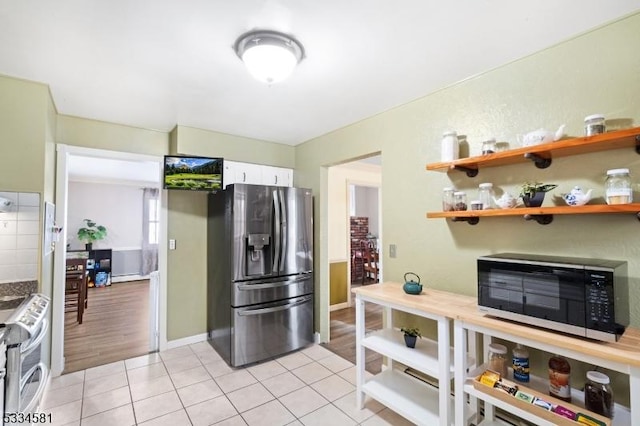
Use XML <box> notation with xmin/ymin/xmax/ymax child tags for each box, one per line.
<box><xmin>465</xmin><ymin>364</ymin><xmax>630</xmax><ymax>426</ymax></box>
<box><xmin>476</xmin><ymin>420</ymin><xmax>513</xmax><ymax>426</ymax></box>
<box><xmin>362</xmin><ymin>328</ymin><xmax>474</xmax><ymax>379</ymax></box>
<box><xmin>363</xmin><ymin>368</ymin><xmax>452</xmax><ymax>426</ymax></box>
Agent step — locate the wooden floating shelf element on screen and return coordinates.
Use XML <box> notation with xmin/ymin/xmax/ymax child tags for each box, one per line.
<box><xmin>427</xmin><ymin>204</ymin><xmax>640</xmax><ymax>225</ymax></box>
<box><xmin>426</xmin><ymin>127</ymin><xmax>640</xmax><ymax>175</ymax></box>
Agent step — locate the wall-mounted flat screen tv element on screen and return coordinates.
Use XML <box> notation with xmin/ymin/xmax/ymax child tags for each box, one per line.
<box><xmin>163</xmin><ymin>155</ymin><xmax>224</xmax><ymax>192</ymax></box>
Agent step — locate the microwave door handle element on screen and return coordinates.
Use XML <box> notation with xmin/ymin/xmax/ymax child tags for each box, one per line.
<box><xmin>272</xmin><ymin>190</ymin><xmax>281</xmax><ymax>273</ymax></box>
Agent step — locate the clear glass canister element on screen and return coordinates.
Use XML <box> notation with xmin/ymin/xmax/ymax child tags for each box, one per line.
<box><xmin>442</xmin><ymin>187</ymin><xmax>455</xmax><ymax>211</ymax></box>
<box><xmin>441</xmin><ymin>131</ymin><xmax>459</xmax><ymax>162</ymax></box>
<box><xmin>585</xmin><ymin>371</ymin><xmax>614</xmax><ymax>418</ymax></box>
<box><xmin>488</xmin><ymin>343</ymin><xmax>508</xmax><ymax>378</ymax></box>
<box><xmin>481</xmin><ymin>138</ymin><xmax>496</xmax><ymax>155</ymax></box>
<box><xmin>585</xmin><ymin>114</ymin><xmax>606</xmax><ymax>136</ymax></box>
<box><xmin>605</xmin><ymin>168</ymin><xmax>633</xmax><ymax>204</ymax></box>
<box><xmin>453</xmin><ymin>191</ymin><xmax>467</xmax><ymax>211</ymax></box>
<box><xmin>478</xmin><ymin>183</ymin><xmax>494</xmax><ymax>210</ymax></box>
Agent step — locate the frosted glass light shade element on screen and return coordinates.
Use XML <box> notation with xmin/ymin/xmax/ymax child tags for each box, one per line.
<box><xmin>235</xmin><ymin>30</ymin><xmax>304</xmax><ymax>84</ymax></box>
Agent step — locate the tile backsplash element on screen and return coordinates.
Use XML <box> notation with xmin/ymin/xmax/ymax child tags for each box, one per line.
<box><xmin>0</xmin><ymin>191</ymin><xmax>40</xmax><ymax>284</ymax></box>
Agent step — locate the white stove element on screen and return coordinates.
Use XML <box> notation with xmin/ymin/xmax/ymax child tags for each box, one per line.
<box><xmin>2</xmin><ymin>293</ymin><xmax>50</xmax><ymax>416</ymax></box>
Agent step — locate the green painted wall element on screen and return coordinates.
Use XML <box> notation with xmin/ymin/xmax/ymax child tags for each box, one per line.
<box><xmin>57</xmin><ymin>115</ymin><xmax>168</xmax><ymax>156</ymax></box>
<box><xmin>297</xmin><ymin>12</ymin><xmax>640</xmax><ymax>404</ymax></box>
<box><xmin>0</xmin><ymin>75</ymin><xmax>49</xmax><ymax>192</ymax></box>
<box><xmin>299</xmin><ymin>10</ymin><xmax>640</xmax><ymax>339</ymax></box>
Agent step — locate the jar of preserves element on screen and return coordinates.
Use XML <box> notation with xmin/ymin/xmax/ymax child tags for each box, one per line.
<box><xmin>478</xmin><ymin>183</ymin><xmax>495</xmax><ymax>210</ymax></box>
<box><xmin>441</xmin><ymin>131</ymin><xmax>459</xmax><ymax>162</ymax></box>
<box><xmin>442</xmin><ymin>187</ymin><xmax>455</xmax><ymax>212</ymax></box>
<box><xmin>481</xmin><ymin>138</ymin><xmax>497</xmax><ymax>155</ymax></box>
<box><xmin>549</xmin><ymin>354</ymin><xmax>571</xmax><ymax>402</ymax></box>
<box><xmin>605</xmin><ymin>168</ymin><xmax>633</xmax><ymax>205</ymax></box>
<box><xmin>585</xmin><ymin>114</ymin><xmax>606</xmax><ymax>136</ymax></box>
<box><xmin>453</xmin><ymin>191</ymin><xmax>467</xmax><ymax>211</ymax></box>
<box><xmin>585</xmin><ymin>371</ymin><xmax>614</xmax><ymax>418</ymax></box>
<box><xmin>512</xmin><ymin>344</ymin><xmax>530</xmax><ymax>383</ymax></box>
<box><xmin>488</xmin><ymin>343</ymin><xmax>508</xmax><ymax>378</ymax></box>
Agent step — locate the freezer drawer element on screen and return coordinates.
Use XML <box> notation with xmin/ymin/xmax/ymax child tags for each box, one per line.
<box><xmin>231</xmin><ymin>294</ymin><xmax>313</xmax><ymax>367</ymax></box>
<box><xmin>232</xmin><ymin>274</ymin><xmax>313</xmax><ymax>307</ymax></box>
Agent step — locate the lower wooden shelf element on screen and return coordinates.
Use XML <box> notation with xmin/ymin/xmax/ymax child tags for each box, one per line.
<box><xmin>363</xmin><ymin>368</ymin><xmax>452</xmax><ymax>426</ymax></box>
<box><xmin>427</xmin><ymin>203</ymin><xmax>640</xmax><ymax>225</ymax></box>
<box><xmin>465</xmin><ymin>365</ymin><xmax>629</xmax><ymax>426</ymax></box>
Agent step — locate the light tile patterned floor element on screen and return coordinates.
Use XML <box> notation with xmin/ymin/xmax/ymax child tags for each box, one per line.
<box><xmin>42</xmin><ymin>343</ymin><xmax>415</xmax><ymax>426</ymax></box>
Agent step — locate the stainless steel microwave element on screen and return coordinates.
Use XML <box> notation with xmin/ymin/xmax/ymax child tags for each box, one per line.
<box><xmin>477</xmin><ymin>253</ymin><xmax>629</xmax><ymax>342</ymax></box>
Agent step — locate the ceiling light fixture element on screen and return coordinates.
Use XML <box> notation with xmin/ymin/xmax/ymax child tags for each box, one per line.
<box><xmin>234</xmin><ymin>30</ymin><xmax>304</xmax><ymax>84</ymax></box>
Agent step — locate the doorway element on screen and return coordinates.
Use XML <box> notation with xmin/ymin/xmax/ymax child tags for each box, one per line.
<box><xmin>51</xmin><ymin>144</ymin><xmax>168</xmax><ymax>376</ymax></box>
<box><xmin>324</xmin><ymin>155</ymin><xmax>382</xmax><ymax>372</ymax></box>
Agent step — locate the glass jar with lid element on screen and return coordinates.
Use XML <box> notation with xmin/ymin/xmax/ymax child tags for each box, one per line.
<box><xmin>478</xmin><ymin>183</ymin><xmax>495</xmax><ymax>210</ymax></box>
<box><xmin>585</xmin><ymin>371</ymin><xmax>614</xmax><ymax>418</ymax></box>
<box><xmin>487</xmin><ymin>343</ymin><xmax>508</xmax><ymax>378</ymax></box>
<box><xmin>585</xmin><ymin>114</ymin><xmax>606</xmax><ymax>136</ymax></box>
<box><xmin>442</xmin><ymin>187</ymin><xmax>455</xmax><ymax>212</ymax></box>
<box><xmin>481</xmin><ymin>138</ymin><xmax>496</xmax><ymax>155</ymax></box>
<box><xmin>453</xmin><ymin>191</ymin><xmax>467</xmax><ymax>211</ymax></box>
<box><xmin>605</xmin><ymin>168</ymin><xmax>633</xmax><ymax>205</ymax></box>
<box><xmin>441</xmin><ymin>131</ymin><xmax>459</xmax><ymax>162</ymax></box>
<box><xmin>549</xmin><ymin>354</ymin><xmax>571</xmax><ymax>402</ymax></box>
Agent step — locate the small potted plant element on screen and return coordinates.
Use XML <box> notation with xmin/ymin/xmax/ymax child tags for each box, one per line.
<box><xmin>519</xmin><ymin>182</ymin><xmax>558</xmax><ymax>207</ymax></box>
<box><xmin>400</xmin><ymin>327</ymin><xmax>421</xmax><ymax>348</ymax></box>
<box><xmin>77</xmin><ymin>219</ymin><xmax>107</xmax><ymax>250</ymax></box>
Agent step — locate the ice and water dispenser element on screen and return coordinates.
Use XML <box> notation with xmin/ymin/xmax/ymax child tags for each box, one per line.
<box><xmin>246</xmin><ymin>233</ymin><xmax>272</xmax><ymax>276</ymax></box>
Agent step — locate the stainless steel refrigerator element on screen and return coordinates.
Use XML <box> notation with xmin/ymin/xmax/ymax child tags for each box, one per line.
<box><xmin>207</xmin><ymin>184</ymin><xmax>314</xmax><ymax>367</ymax></box>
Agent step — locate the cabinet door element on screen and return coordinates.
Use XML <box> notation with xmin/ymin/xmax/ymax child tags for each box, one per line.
<box><xmin>262</xmin><ymin>166</ymin><xmax>293</xmax><ymax>187</ymax></box>
<box><xmin>234</xmin><ymin>163</ymin><xmax>263</xmax><ymax>185</ymax></box>
<box><xmin>223</xmin><ymin>160</ymin><xmax>237</xmax><ymax>188</ymax></box>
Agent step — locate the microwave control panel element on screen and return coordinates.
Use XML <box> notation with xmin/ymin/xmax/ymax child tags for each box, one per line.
<box><xmin>584</xmin><ymin>270</ymin><xmax>615</xmax><ymax>332</ymax></box>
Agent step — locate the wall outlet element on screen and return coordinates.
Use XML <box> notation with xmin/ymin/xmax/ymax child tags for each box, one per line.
<box><xmin>389</xmin><ymin>244</ymin><xmax>397</xmax><ymax>258</ymax></box>
<box><xmin>169</xmin><ymin>239</ymin><xmax>176</xmax><ymax>250</ymax></box>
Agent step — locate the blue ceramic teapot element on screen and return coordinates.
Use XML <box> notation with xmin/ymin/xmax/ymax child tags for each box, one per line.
<box><xmin>403</xmin><ymin>272</ymin><xmax>422</xmax><ymax>295</ymax></box>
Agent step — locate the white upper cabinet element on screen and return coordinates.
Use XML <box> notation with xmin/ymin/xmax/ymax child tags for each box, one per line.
<box><xmin>261</xmin><ymin>165</ymin><xmax>293</xmax><ymax>187</ymax></box>
<box><xmin>223</xmin><ymin>161</ymin><xmax>293</xmax><ymax>188</ymax></box>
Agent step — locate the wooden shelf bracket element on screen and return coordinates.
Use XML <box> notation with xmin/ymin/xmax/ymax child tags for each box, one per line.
<box><xmin>453</xmin><ymin>165</ymin><xmax>479</xmax><ymax>177</ymax></box>
<box><xmin>635</xmin><ymin>135</ymin><xmax>640</xmax><ymax>154</ymax></box>
<box><xmin>452</xmin><ymin>216</ymin><xmax>480</xmax><ymax>225</ymax></box>
<box><xmin>524</xmin><ymin>214</ymin><xmax>554</xmax><ymax>225</ymax></box>
<box><xmin>524</xmin><ymin>152</ymin><xmax>552</xmax><ymax>169</ymax></box>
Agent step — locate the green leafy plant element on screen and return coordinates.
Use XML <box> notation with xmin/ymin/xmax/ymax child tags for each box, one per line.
<box><xmin>519</xmin><ymin>182</ymin><xmax>558</xmax><ymax>198</ymax></box>
<box><xmin>400</xmin><ymin>327</ymin><xmax>422</xmax><ymax>338</ymax></box>
<box><xmin>77</xmin><ymin>219</ymin><xmax>107</xmax><ymax>244</ymax></box>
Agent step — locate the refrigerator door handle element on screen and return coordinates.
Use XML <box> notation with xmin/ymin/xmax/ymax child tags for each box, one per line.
<box><xmin>279</xmin><ymin>188</ymin><xmax>287</xmax><ymax>273</ymax></box>
<box><xmin>237</xmin><ymin>295</ymin><xmax>312</xmax><ymax>316</ymax></box>
<box><xmin>272</xmin><ymin>189</ymin><xmax>282</xmax><ymax>273</ymax></box>
<box><xmin>237</xmin><ymin>276</ymin><xmax>309</xmax><ymax>291</ymax></box>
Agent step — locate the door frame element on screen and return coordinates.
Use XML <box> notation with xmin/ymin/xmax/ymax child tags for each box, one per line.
<box><xmin>51</xmin><ymin>144</ymin><xmax>168</xmax><ymax>376</ymax></box>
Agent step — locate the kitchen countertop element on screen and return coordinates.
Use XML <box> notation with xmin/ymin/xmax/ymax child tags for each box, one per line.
<box><xmin>354</xmin><ymin>282</ymin><xmax>640</xmax><ymax>368</ymax></box>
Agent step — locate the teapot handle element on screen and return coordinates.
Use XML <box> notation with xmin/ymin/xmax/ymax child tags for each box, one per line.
<box><xmin>404</xmin><ymin>272</ymin><xmax>420</xmax><ymax>284</ymax></box>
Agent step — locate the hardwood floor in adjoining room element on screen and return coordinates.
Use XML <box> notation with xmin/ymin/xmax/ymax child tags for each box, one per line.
<box><xmin>323</xmin><ymin>299</ymin><xmax>383</xmax><ymax>374</ymax></box>
<box><xmin>63</xmin><ymin>279</ymin><xmax>151</xmax><ymax>373</ymax></box>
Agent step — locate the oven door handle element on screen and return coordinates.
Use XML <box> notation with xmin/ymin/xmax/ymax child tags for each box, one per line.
<box><xmin>21</xmin><ymin>318</ymin><xmax>48</xmax><ymax>357</ymax></box>
<box><xmin>21</xmin><ymin>362</ymin><xmax>49</xmax><ymax>414</ymax></box>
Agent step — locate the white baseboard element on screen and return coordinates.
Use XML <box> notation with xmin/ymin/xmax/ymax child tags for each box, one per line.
<box><xmin>330</xmin><ymin>302</ymin><xmax>349</xmax><ymax>311</ymax></box>
<box><xmin>314</xmin><ymin>332</ymin><xmax>321</xmax><ymax>344</ymax></box>
<box><xmin>111</xmin><ymin>274</ymin><xmax>149</xmax><ymax>283</ymax></box>
<box><xmin>166</xmin><ymin>333</ymin><xmax>208</xmax><ymax>350</ymax></box>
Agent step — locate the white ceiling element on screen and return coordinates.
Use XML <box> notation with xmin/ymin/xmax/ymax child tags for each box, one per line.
<box><xmin>1</xmin><ymin>1</ymin><xmax>639</xmax><ymax>146</ymax></box>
